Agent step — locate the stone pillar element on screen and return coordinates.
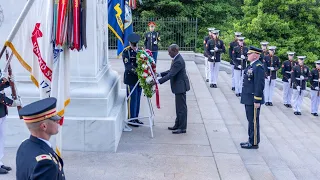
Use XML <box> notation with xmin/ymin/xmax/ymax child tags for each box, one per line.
<box><xmin>1</xmin><ymin>0</ymin><xmax>126</xmax><ymax>152</ymax></box>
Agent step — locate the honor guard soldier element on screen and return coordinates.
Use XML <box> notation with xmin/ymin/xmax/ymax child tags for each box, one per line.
<box><xmin>281</xmin><ymin>52</ymin><xmax>296</xmax><ymax>108</ymax></box>
<box><xmin>144</xmin><ymin>22</ymin><xmax>160</xmax><ymax>63</ymax></box>
<box><xmin>206</xmin><ymin>29</ymin><xmax>226</xmax><ymax>88</ymax></box>
<box><xmin>123</xmin><ymin>33</ymin><xmax>143</xmax><ymax>126</ymax></box>
<box><xmin>229</xmin><ymin>32</ymin><xmax>242</xmax><ymax>91</ymax></box>
<box><xmin>309</xmin><ymin>60</ymin><xmax>320</xmax><ymax>116</ymax></box>
<box><xmin>240</xmin><ymin>46</ymin><xmax>265</xmax><ymax>149</ymax></box>
<box><xmin>204</xmin><ymin>28</ymin><xmax>215</xmax><ymax>82</ymax></box>
<box><xmin>260</xmin><ymin>41</ymin><xmax>269</xmax><ymax>61</ymax></box>
<box><xmin>291</xmin><ymin>56</ymin><xmax>310</xmax><ymax>115</ymax></box>
<box><xmin>232</xmin><ymin>37</ymin><xmax>248</xmax><ymax>97</ymax></box>
<box><xmin>263</xmin><ymin>46</ymin><xmax>280</xmax><ymax>106</ymax></box>
<box><xmin>0</xmin><ymin>72</ymin><xmax>20</xmax><ymax>174</ymax></box>
<box><xmin>16</xmin><ymin>97</ymin><xmax>65</xmax><ymax>179</ymax></box>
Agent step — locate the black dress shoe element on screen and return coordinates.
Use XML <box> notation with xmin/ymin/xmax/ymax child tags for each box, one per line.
<box><xmin>135</xmin><ymin>120</ymin><xmax>144</xmax><ymax>125</ymax></box>
<box><xmin>288</xmin><ymin>104</ymin><xmax>292</xmax><ymax>108</ymax></box>
<box><xmin>1</xmin><ymin>165</ymin><xmax>11</xmax><ymax>171</ymax></box>
<box><xmin>0</xmin><ymin>168</ymin><xmax>8</xmax><ymax>174</ymax></box>
<box><xmin>206</xmin><ymin>79</ymin><xmax>209</xmax><ymax>82</ymax></box>
<box><xmin>265</xmin><ymin>102</ymin><xmax>269</xmax><ymax>106</ymax></box>
<box><xmin>269</xmin><ymin>102</ymin><xmax>273</xmax><ymax>106</ymax></box>
<box><xmin>210</xmin><ymin>84</ymin><xmax>214</xmax><ymax>88</ymax></box>
<box><xmin>168</xmin><ymin>126</ymin><xmax>178</xmax><ymax>130</ymax></box>
<box><xmin>232</xmin><ymin>87</ymin><xmax>235</xmax><ymax>91</ymax></box>
<box><xmin>284</xmin><ymin>104</ymin><xmax>288</xmax><ymax>107</ymax></box>
<box><xmin>314</xmin><ymin>113</ymin><xmax>319</xmax><ymax>116</ymax></box>
<box><xmin>298</xmin><ymin>112</ymin><xmax>302</xmax><ymax>115</ymax></box>
<box><xmin>294</xmin><ymin>112</ymin><xmax>298</xmax><ymax>115</ymax></box>
<box><xmin>236</xmin><ymin>93</ymin><xmax>240</xmax><ymax>97</ymax></box>
<box><xmin>172</xmin><ymin>129</ymin><xmax>186</xmax><ymax>134</ymax></box>
<box><xmin>241</xmin><ymin>142</ymin><xmax>259</xmax><ymax>149</ymax></box>
<box><xmin>240</xmin><ymin>141</ymin><xmax>248</xmax><ymax>146</ymax></box>
<box><xmin>128</xmin><ymin>120</ymin><xmax>139</xmax><ymax>127</ymax></box>
<box><xmin>213</xmin><ymin>84</ymin><xmax>217</xmax><ymax>88</ymax></box>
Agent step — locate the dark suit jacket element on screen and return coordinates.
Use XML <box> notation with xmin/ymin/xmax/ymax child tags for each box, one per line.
<box><xmin>16</xmin><ymin>135</ymin><xmax>65</xmax><ymax>180</ymax></box>
<box><xmin>159</xmin><ymin>54</ymin><xmax>190</xmax><ymax>94</ymax></box>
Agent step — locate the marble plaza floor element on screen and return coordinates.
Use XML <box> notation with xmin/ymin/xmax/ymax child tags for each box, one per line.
<box><xmin>3</xmin><ymin>58</ymin><xmax>320</xmax><ymax>180</ymax></box>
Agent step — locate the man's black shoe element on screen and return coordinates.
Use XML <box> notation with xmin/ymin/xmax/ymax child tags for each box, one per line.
<box><xmin>265</xmin><ymin>102</ymin><xmax>269</xmax><ymax>106</ymax></box>
<box><xmin>168</xmin><ymin>126</ymin><xmax>178</xmax><ymax>130</ymax></box>
<box><xmin>236</xmin><ymin>93</ymin><xmax>241</xmax><ymax>97</ymax></box>
<box><xmin>240</xmin><ymin>141</ymin><xmax>248</xmax><ymax>146</ymax></box>
<box><xmin>213</xmin><ymin>84</ymin><xmax>217</xmax><ymax>88</ymax></box>
<box><xmin>288</xmin><ymin>104</ymin><xmax>292</xmax><ymax>108</ymax></box>
<box><xmin>172</xmin><ymin>129</ymin><xmax>186</xmax><ymax>134</ymax></box>
<box><xmin>269</xmin><ymin>102</ymin><xmax>273</xmax><ymax>106</ymax></box>
<box><xmin>206</xmin><ymin>79</ymin><xmax>209</xmax><ymax>82</ymax></box>
<box><xmin>232</xmin><ymin>87</ymin><xmax>235</xmax><ymax>91</ymax></box>
<box><xmin>241</xmin><ymin>142</ymin><xmax>259</xmax><ymax>149</ymax></box>
<box><xmin>210</xmin><ymin>84</ymin><xmax>214</xmax><ymax>88</ymax></box>
<box><xmin>135</xmin><ymin>120</ymin><xmax>144</xmax><ymax>125</ymax></box>
<box><xmin>284</xmin><ymin>104</ymin><xmax>288</xmax><ymax>107</ymax></box>
<box><xmin>314</xmin><ymin>113</ymin><xmax>319</xmax><ymax>116</ymax></box>
<box><xmin>128</xmin><ymin>120</ymin><xmax>139</xmax><ymax>127</ymax></box>
<box><xmin>294</xmin><ymin>112</ymin><xmax>298</xmax><ymax>115</ymax></box>
<box><xmin>298</xmin><ymin>112</ymin><xmax>302</xmax><ymax>115</ymax></box>
<box><xmin>1</xmin><ymin>165</ymin><xmax>11</xmax><ymax>171</ymax></box>
<box><xmin>0</xmin><ymin>168</ymin><xmax>8</xmax><ymax>174</ymax></box>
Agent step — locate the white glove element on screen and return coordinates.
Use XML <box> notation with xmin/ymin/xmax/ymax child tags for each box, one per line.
<box><xmin>214</xmin><ymin>47</ymin><xmax>218</xmax><ymax>51</ymax></box>
<box><xmin>211</xmin><ymin>56</ymin><xmax>215</xmax><ymax>60</ymax></box>
<box><xmin>297</xmin><ymin>86</ymin><xmax>301</xmax><ymax>91</ymax></box>
<box><xmin>237</xmin><ymin>65</ymin><xmax>242</xmax><ymax>69</ymax></box>
<box><xmin>267</xmin><ymin>76</ymin><xmax>270</xmax><ymax>80</ymax></box>
<box><xmin>156</xmin><ymin>73</ymin><xmax>161</xmax><ymax>78</ymax></box>
<box><xmin>11</xmin><ymin>99</ymin><xmax>21</xmax><ymax>107</ymax></box>
<box><xmin>300</xmin><ymin>75</ymin><xmax>304</xmax><ymax>80</ymax></box>
<box><xmin>318</xmin><ymin>78</ymin><xmax>320</xmax><ymax>82</ymax></box>
<box><xmin>154</xmin><ymin>41</ymin><xmax>157</xmax><ymax>45</ymax></box>
<box><xmin>241</xmin><ymin>55</ymin><xmax>245</xmax><ymax>59</ymax></box>
<box><xmin>268</xmin><ymin>67</ymin><xmax>275</xmax><ymax>71</ymax></box>
<box><xmin>316</xmin><ymin>87</ymin><xmax>319</xmax><ymax>91</ymax></box>
<box><xmin>9</xmin><ymin>75</ymin><xmax>14</xmax><ymax>82</ymax></box>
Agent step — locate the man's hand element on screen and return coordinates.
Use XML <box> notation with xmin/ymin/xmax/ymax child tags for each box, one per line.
<box><xmin>156</xmin><ymin>73</ymin><xmax>161</xmax><ymax>78</ymax></box>
<box><xmin>254</xmin><ymin>103</ymin><xmax>260</xmax><ymax>109</ymax></box>
<box><xmin>316</xmin><ymin>87</ymin><xmax>320</xmax><ymax>91</ymax></box>
<box><xmin>318</xmin><ymin>78</ymin><xmax>320</xmax><ymax>82</ymax></box>
<box><xmin>268</xmin><ymin>67</ymin><xmax>275</xmax><ymax>71</ymax></box>
<box><xmin>241</xmin><ymin>55</ymin><xmax>245</xmax><ymax>59</ymax></box>
<box><xmin>237</xmin><ymin>65</ymin><xmax>242</xmax><ymax>69</ymax></box>
<box><xmin>297</xmin><ymin>86</ymin><xmax>301</xmax><ymax>91</ymax></box>
<box><xmin>267</xmin><ymin>76</ymin><xmax>270</xmax><ymax>80</ymax></box>
<box><xmin>211</xmin><ymin>56</ymin><xmax>215</xmax><ymax>60</ymax></box>
<box><xmin>154</xmin><ymin>41</ymin><xmax>157</xmax><ymax>45</ymax></box>
<box><xmin>11</xmin><ymin>99</ymin><xmax>21</xmax><ymax>107</ymax></box>
<box><xmin>300</xmin><ymin>75</ymin><xmax>304</xmax><ymax>80</ymax></box>
<box><xmin>214</xmin><ymin>47</ymin><xmax>218</xmax><ymax>51</ymax></box>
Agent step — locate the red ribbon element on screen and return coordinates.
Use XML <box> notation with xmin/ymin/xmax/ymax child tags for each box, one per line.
<box><xmin>56</xmin><ymin>0</ymin><xmax>68</xmax><ymax>45</ymax></box>
<box><xmin>155</xmin><ymin>83</ymin><xmax>160</xmax><ymax>109</ymax></box>
<box><xmin>73</xmin><ymin>0</ymin><xmax>80</xmax><ymax>50</ymax></box>
<box><xmin>59</xmin><ymin>116</ymin><xmax>64</xmax><ymax>126</ymax></box>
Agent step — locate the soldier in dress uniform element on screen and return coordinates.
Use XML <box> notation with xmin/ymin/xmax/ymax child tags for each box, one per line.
<box><xmin>232</xmin><ymin>37</ymin><xmax>248</xmax><ymax>97</ymax></box>
<box><xmin>291</xmin><ymin>56</ymin><xmax>310</xmax><ymax>115</ymax></box>
<box><xmin>281</xmin><ymin>52</ymin><xmax>296</xmax><ymax>108</ymax></box>
<box><xmin>260</xmin><ymin>41</ymin><xmax>269</xmax><ymax>62</ymax></box>
<box><xmin>204</xmin><ymin>28</ymin><xmax>215</xmax><ymax>82</ymax></box>
<box><xmin>240</xmin><ymin>46</ymin><xmax>264</xmax><ymax>149</ymax></box>
<box><xmin>263</xmin><ymin>46</ymin><xmax>280</xmax><ymax>106</ymax></box>
<box><xmin>0</xmin><ymin>72</ymin><xmax>20</xmax><ymax>175</ymax></box>
<box><xmin>123</xmin><ymin>33</ymin><xmax>144</xmax><ymax>127</ymax></box>
<box><xmin>309</xmin><ymin>60</ymin><xmax>320</xmax><ymax>116</ymax></box>
<box><xmin>229</xmin><ymin>32</ymin><xmax>242</xmax><ymax>91</ymax></box>
<box><xmin>206</xmin><ymin>29</ymin><xmax>226</xmax><ymax>88</ymax></box>
<box><xmin>16</xmin><ymin>97</ymin><xmax>65</xmax><ymax>180</ymax></box>
<box><xmin>144</xmin><ymin>22</ymin><xmax>160</xmax><ymax>63</ymax></box>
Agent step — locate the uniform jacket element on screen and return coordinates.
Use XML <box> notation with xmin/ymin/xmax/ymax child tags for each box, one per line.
<box><xmin>229</xmin><ymin>41</ymin><xmax>238</xmax><ymax>64</ymax></box>
<box><xmin>159</xmin><ymin>54</ymin><xmax>190</xmax><ymax>94</ymax></box>
<box><xmin>203</xmin><ymin>36</ymin><xmax>210</xmax><ymax>57</ymax></box>
<box><xmin>16</xmin><ymin>135</ymin><xmax>65</xmax><ymax>180</ymax></box>
<box><xmin>122</xmin><ymin>47</ymin><xmax>139</xmax><ymax>86</ymax></box>
<box><xmin>281</xmin><ymin>60</ymin><xmax>297</xmax><ymax>82</ymax></box>
<box><xmin>309</xmin><ymin>68</ymin><xmax>320</xmax><ymax>91</ymax></box>
<box><xmin>259</xmin><ymin>51</ymin><xmax>269</xmax><ymax>62</ymax></box>
<box><xmin>263</xmin><ymin>55</ymin><xmax>280</xmax><ymax>79</ymax></box>
<box><xmin>0</xmin><ymin>78</ymin><xmax>13</xmax><ymax>118</ymax></box>
<box><xmin>206</xmin><ymin>38</ymin><xmax>226</xmax><ymax>62</ymax></box>
<box><xmin>291</xmin><ymin>64</ymin><xmax>310</xmax><ymax>90</ymax></box>
<box><xmin>232</xmin><ymin>46</ymin><xmax>248</xmax><ymax>70</ymax></box>
<box><xmin>144</xmin><ymin>31</ymin><xmax>160</xmax><ymax>52</ymax></box>
<box><xmin>241</xmin><ymin>60</ymin><xmax>265</xmax><ymax>105</ymax></box>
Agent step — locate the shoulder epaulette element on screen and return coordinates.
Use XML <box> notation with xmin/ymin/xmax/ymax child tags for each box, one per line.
<box><xmin>256</xmin><ymin>63</ymin><xmax>262</xmax><ymax>67</ymax></box>
<box><xmin>35</xmin><ymin>154</ymin><xmax>52</xmax><ymax>162</ymax></box>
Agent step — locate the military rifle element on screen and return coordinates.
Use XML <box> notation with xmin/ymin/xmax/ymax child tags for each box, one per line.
<box><xmin>299</xmin><ymin>66</ymin><xmax>303</xmax><ymax>96</ymax></box>
<box><xmin>269</xmin><ymin>56</ymin><xmax>273</xmax><ymax>86</ymax></box>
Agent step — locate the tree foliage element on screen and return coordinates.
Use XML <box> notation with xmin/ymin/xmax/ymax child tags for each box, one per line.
<box><xmin>133</xmin><ymin>0</ymin><xmax>320</xmax><ymax>67</ymax></box>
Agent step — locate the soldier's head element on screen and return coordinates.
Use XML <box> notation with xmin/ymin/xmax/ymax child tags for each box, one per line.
<box><xmin>168</xmin><ymin>44</ymin><xmax>179</xmax><ymax>58</ymax></box>
<box><xmin>234</xmin><ymin>32</ymin><xmax>242</xmax><ymax>40</ymax></box>
<box><xmin>297</xmin><ymin>56</ymin><xmax>306</xmax><ymax>65</ymax></box>
<box><xmin>212</xmin><ymin>30</ymin><xmax>220</xmax><ymax>39</ymax></box>
<box><xmin>260</xmin><ymin>42</ymin><xmax>269</xmax><ymax>51</ymax></box>
<box><xmin>268</xmin><ymin>46</ymin><xmax>276</xmax><ymax>56</ymax></box>
<box><xmin>208</xmin><ymin>28</ymin><xmax>215</xmax><ymax>35</ymax></box>
<box><xmin>128</xmin><ymin>33</ymin><xmax>140</xmax><ymax>48</ymax></box>
<box><xmin>148</xmin><ymin>22</ymin><xmax>156</xmax><ymax>32</ymax></box>
<box><xmin>287</xmin><ymin>52</ymin><xmax>295</xmax><ymax>60</ymax></box>
<box><xmin>19</xmin><ymin>98</ymin><xmax>61</xmax><ymax>140</ymax></box>
<box><xmin>315</xmin><ymin>60</ymin><xmax>320</xmax><ymax>70</ymax></box>
<box><xmin>247</xmin><ymin>46</ymin><xmax>263</xmax><ymax>61</ymax></box>
<box><xmin>238</xmin><ymin>37</ymin><xmax>245</xmax><ymax>46</ymax></box>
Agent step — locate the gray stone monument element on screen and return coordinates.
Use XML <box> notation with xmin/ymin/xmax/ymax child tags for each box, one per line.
<box><xmin>0</xmin><ymin>0</ymin><xmax>126</xmax><ymax>152</ymax></box>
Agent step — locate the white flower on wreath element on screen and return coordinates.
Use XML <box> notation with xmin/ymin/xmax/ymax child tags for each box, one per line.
<box><xmin>142</xmin><ymin>64</ymin><xmax>148</xmax><ymax>69</ymax></box>
<box><xmin>140</xmin><ymin>54</ymin><xmax>146</xmax><ymax>59</ymax></box>
<box><xmin>146</xmin><ymin>76</ymin><xmax>153</xmax><ymax>83</ymax></box>
<box><xmin>142</xmin><ymin>72</ymin><xmax>148</xmax><ymax>78</ymax></box>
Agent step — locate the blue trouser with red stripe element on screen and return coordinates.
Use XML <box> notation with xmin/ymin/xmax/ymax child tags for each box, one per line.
<box><xmin>126</xmin><ymin>85</ymin><xmax>142</xmax><ymax>119</ymax></box>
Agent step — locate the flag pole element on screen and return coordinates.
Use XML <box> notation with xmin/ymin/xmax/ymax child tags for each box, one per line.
<box><xmin>0</xmin><ymin>0</ymin><xmax>35</xmax><ymax>59</ymax></box>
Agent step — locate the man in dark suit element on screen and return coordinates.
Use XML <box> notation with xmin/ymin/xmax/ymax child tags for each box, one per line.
<box><xmin>16</xmin><ymin>97</ymin><xmax>65</xmax><ymax>179</ymax></box>
<box><xmin>240</xmin><ymin>46</ymin><xmax>265</xmax><ymax>149</ymax></box>
<box><xmin>154</xmin><ymin>44</ymin><xmax>190</xmax><ymax>134</ymax></box>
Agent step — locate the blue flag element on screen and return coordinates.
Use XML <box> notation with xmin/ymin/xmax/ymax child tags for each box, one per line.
<box><xmin>117</xmin><ymin>0</ymin><xmax>133</xmax><ymax>56</ymax></box>
<box><xmin>108</xmin><ymin>0</ymin><xmax>125</xmax><ymax>56</ymax></box>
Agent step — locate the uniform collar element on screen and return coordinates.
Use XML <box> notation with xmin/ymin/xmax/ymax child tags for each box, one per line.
<box><xmin>250</xmin><ymin>59</ymin><xmax>258</xmax><ymax>65</ymax></box>
<box><xmin>38</xmin><ymin>138</ymin><xmax>52</xmax><ymax>148</ymax></box>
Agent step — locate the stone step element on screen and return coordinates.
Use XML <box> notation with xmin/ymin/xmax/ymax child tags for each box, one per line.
<box><xmin>218</xmin><ymin>70</ymin><xmax>320</xmax><ymax>179</ymax></box>
<box><xmin>186</xmin><ymin>62</ymin><xmax>252</xmax><ymax>180</ymax></box>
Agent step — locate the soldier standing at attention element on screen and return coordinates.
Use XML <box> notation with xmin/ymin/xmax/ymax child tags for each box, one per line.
<box><xmin>204</xmin><ymin>28</ymin><xmax>215</xmax><ymax>82</ymax></box>
<box><xmin>232</xmin><ymin>37</ymin><xmax>248</xmax><ymax>97</ymax></box>
<box><xmin>206</xmin><ymin>29</ymin><xmax>226</xmax><ymax>88</ymax></box>
<box><xmin>123</xmin><ymin>33</ymin><xmax>143</xmax><ymax>126</ymax></box>
<box><xmin>240</xmin><ymin>46</ymin><xmax>265</xmax><ymax>149</ymax></box>
<box><xmin>263</xmin><ymin>46</ymin><xmax>280</xmax><ymax>106</ymax></box>
<box><xmin>291</xmin><ymin>56</ymin><xmax>310</xmax><ymax>115</ymax></box>
<box><xmin>16</xmin><ymin>98</ymin><xmax>65</xmax><ymax>179</ymax></box>
<box><xmin>260</xmin><ymin>41</ymin><xmax>269</xmax><ymax>61</ymax></box>
<box><xmin>309</xmin><ymin>60</ymin><xmax>320</xmax><ymax>116</ymax></box>
<box><xmin>229</xmin><ymin>32</ymin><xmax>242</xmax><ymax>91</ymax></box>
<box><xmin>281</xmin><ymin>52</ymin><xmax>296</xmax><ymax>108</ymax></box>
<box><xmin>144</xmin><ymin>21</ymin><xmax>160</xmax><ymax>63</ymax></box>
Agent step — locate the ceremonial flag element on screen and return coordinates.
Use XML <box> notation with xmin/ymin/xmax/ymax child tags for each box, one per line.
<box><xmin>108</xmin><ymin>0</ymin><xmax>124</xmax><ymax>56</ymax></box>
<box><xmin>117</xmin><ymin>0</ymin><xmax>133</xmax><ymax>55</ymax></box>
